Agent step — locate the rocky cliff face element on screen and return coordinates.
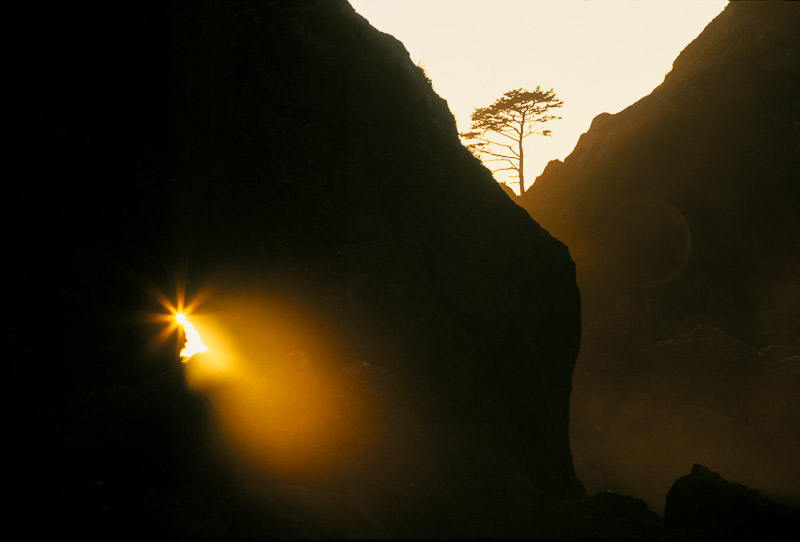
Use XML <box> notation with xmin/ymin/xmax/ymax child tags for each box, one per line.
<box><xmin>171</xmin><ymin>0</ymin><xmax>586</xmax><ymax>503</ymax></box>
<box><xmin>520</xmin><ymin>1</ymin><xmax>800</xmax><ymax>512</ymax></box>
<box><xmin>13</xmin><ymin>1</ymin><xmax>585</xmax><ymax>537</ymax></box>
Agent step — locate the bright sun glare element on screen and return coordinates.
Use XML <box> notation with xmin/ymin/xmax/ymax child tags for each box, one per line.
<box><xmin>145</xmin><ymin>283</ymin><xmax>214</xmax><ymax>362</ymax></box>
<box><xmin>175</xmin><ymin>311</ymin><xmax>210</xmax><ymax>360</ymax></box>
<box><xmin>148</xmin><ymin>288</ymin><xmax>378</xmax><ymax>481</ymax></box>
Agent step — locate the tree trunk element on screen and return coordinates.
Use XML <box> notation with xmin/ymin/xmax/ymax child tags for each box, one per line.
<box><xmin>517</xmin><ymin>118</ymin><xmax>525</xmax><ymax>194</ymax></box>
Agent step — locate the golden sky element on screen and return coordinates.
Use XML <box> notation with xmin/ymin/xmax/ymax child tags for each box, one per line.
<box><xmin>349</xmin><ymin>0</ymin><xmax>727</xmax><ymax>192</ymax></box>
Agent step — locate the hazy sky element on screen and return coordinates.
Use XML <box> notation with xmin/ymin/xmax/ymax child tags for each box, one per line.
<box><xmin>349</xmin><ymin>0</ymin><xmax>728</xmax><ymax>192</ymax></box>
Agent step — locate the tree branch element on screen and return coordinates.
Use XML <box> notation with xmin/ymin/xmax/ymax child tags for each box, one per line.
<box><xmin>480</xmin><ymin>140</ymin><xmax>519</xmax><ymax>154</ymax></box>
<box><xmin>480</xmin><ymin>149</ymin><xmax>519</xmax><ymax>160</ymax></box>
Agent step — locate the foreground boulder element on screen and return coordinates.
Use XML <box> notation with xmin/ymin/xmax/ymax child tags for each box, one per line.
<box><xmin>664</xmin><ymin>464</ymin><xmax>800</xmax><ymax>539</ymax></box>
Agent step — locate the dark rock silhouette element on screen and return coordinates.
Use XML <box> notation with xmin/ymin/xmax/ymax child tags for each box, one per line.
<box><xmin>520</xmin><ymin>1</ymin><xmax>800</xmax><ymax>512</ymax></box>
<box><xmin>664</xmin><ymin>464</ymin><xmax>800</xmax><ymax>540</ymax></box>
<box><xmin>169</xmin><ymin>0</ymin><xmax>585</xmax><ymax>504</ymax></box>
<box><xmin>12</xmin><ymin>0</ymin><xmax>590</xmax><ymax>537</ymax></box>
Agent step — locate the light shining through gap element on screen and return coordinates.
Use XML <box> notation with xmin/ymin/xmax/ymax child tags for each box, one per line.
<box><xmin>176</xmin><ymin>312</ymin><xmax>209</xmax><ymax>360</ymax></box>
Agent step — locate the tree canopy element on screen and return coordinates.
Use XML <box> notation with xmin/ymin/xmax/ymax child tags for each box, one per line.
<box><xmin>460</xmin><ymin>86</ymin><xmax>563</xmax><ymax>194</ymax></box>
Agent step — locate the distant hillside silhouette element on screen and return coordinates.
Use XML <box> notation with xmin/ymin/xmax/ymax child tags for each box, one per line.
<box><xmin>520</xmin><ymin>1</ymin><xmax>800</xmax><ymax>512</ymax></box>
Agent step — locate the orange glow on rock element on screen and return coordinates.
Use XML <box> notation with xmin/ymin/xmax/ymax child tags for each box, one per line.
<box><xmin>178</xmin><ymin>290</ymin><xmax>377</xmax><ymax>482</ymax></box>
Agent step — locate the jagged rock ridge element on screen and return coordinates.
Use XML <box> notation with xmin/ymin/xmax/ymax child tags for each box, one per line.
<box><xmin>520</xmin><ymin>1</ymin><xmax>800</xmax><ymax>512</ymax></box>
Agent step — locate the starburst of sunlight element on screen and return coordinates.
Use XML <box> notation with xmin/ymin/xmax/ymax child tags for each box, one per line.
<box><xmin>175</xmin><ymin>312</ymin><xmax>210</xmax><ymax>360</ymax></box>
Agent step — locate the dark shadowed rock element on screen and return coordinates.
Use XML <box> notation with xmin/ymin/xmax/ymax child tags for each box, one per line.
<box><xmin>167</xmin><ymin>0</ymin><xmax>584</xmax><ymax>504</ymax></box>
<box><xmin>13</xmin><ymin>0</ymin><xmax>585</xmax><ymax>537</ymax></box>
<box><xmin>226</xmin><ymin>484</ymin><xmax>391</xmax><ymax>539</ymax></box>
<box><xmin>569</xmin><ymin>491</ymin><xmax>663</xmax><ymax>540</ymax></box>
<box><xmin>664</xmin><ymin>464</ymin><xmax>800</xmax><ymax>540</ymax></box>
<box><xmin>519</xmin><ymin>1</ymin><xmax>800</xmax><ymax>510</ymax></box>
